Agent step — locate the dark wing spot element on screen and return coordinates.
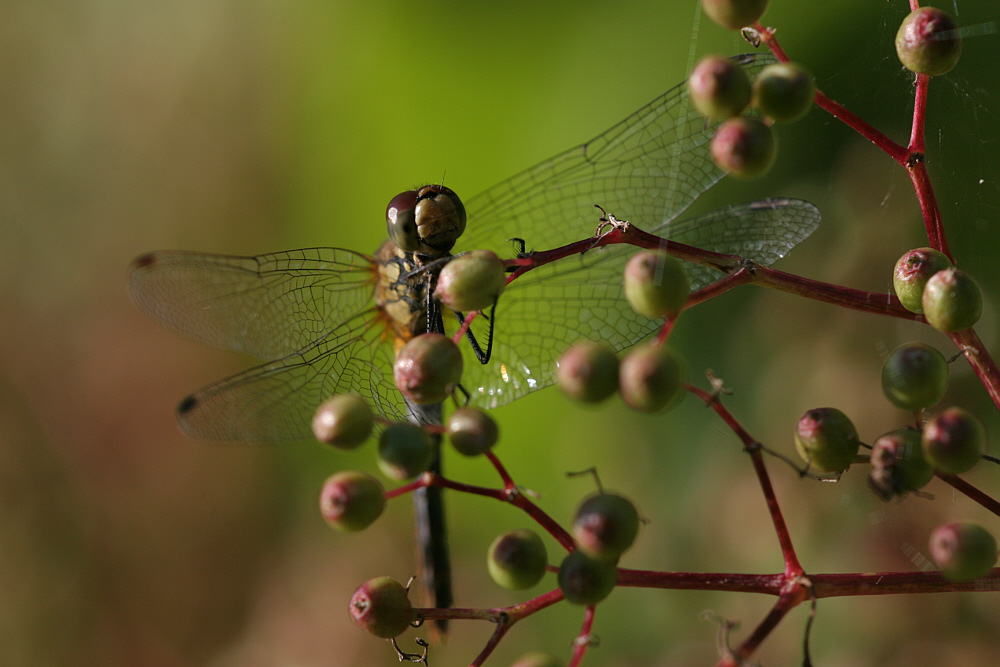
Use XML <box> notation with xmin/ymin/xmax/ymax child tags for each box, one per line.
<box><xmin>177</xmin><ymin>394</ymin><xmax>199</xmax><ymax>416</ymax></box>
<box><xmin>130</xmin><ymin>252</ymin><xmax>159</xmax><ymax>269</ymax></box>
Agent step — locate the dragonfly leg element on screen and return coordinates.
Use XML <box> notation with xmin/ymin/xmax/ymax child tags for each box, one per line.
<box><xmin>592</xmin><ymin>203</ymin><xmax>631</xmax><ymax>236</ymax></box>
<box><xmin>425</xmin><ymin>271</ymin><xmax>446</xmax><ymax>335</ymax></box>
<box><xmin>453</xmin><ymin>299</ymin><xmax>496</xmax><ymax>365</ymax></box>
<box><xmin>424</xmin><ymin>255</ymin><xmax>495</xmax><ymax>366</ymax></box>
<box><xmin>454</xmin><ymin>382</ymin><xmax>472</xmax><ymax>406</ymax></box>
<box><xmin>506</xmin><ymin>236</ymin><xmax>529</xmax><ymax>258</ymax></box>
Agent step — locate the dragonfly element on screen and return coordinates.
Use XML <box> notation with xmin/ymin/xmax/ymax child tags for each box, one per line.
<box><xmin>128</xmin><ymin>52</ymin><xmax>820</xmax><ymax>623</ymax></box>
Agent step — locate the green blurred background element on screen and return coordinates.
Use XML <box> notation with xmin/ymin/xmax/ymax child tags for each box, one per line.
<box><xmin>2</xmin><ymin>1</ymin><xmax>998</xmax><ymax>666</ymax></box>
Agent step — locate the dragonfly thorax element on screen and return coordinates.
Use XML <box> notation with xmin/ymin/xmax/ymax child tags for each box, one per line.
<box><xmin>374</xmin><ymin>240</ymin><xmax>432</xmax><ymax>347</ymax></box>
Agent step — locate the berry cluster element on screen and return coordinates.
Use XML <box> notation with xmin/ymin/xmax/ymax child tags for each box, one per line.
<box><xmin>689</xmin><ymin>52</ymin><xmax>814</xmax><ymax>179</ymax></box>
<box><xmin>305</xmin><ymin>3</ymin><xmax>996</xmax><ymax>665</ymax></box>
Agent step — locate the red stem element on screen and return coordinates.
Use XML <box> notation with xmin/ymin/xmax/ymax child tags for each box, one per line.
<box><xmin>485</xmin><ymin>449</ymin><xmax>517</xmax><ymax>490</ymax></box>
<box><xmin>656</xmin><ymin>313</ymin><xmax>678</xmax><ymax>344</ymax></box>
<box><xmin>752</xmin><ymin>449</ymin><xmax>804</xmax><ymax>576</ymax></box>
<box><xmin>906</xmin><ymin>72</ymin><xmax>952</xmax><ymax>256</ymax></box>
<box><xmin>754</xmin><ymin>23</ymin><xmax>909</xmax><ymax>162</ymax></box>
<box><xmin>687</xmin><ymin>385</ymin><xmax>803</xmax><ymax>575</ymax></box>
<box><xmin>949</xmin><ymin>327</ymin><xmax>1000</xmax><ymax>411</ymax></box>
<box><xmin>744</xmin><ymin>264</ymin><xmax>921</xmax><ymax>319</ymax></box>
<box><xmin>755</xmin><ymin>22</ymin><xmax>1000</xmax><ymax>405</ymax></box>
<box><xmin>909</xmin><ymin>162</ymin><xmax>951</xmax><ymax>257</ymax></box>
<box><xmin>468</xmin><ymin>623</ymin><xmax>511</xmax><ymax>667</ymax></box>
<box><xmin>415</xmin><ymin>588</ymin><xmax>564</xmax><ymax>623</ymax></box>
<box><xmin>729</xmin><ymin>592</ymin><xmax>803</xmax><ymax>663</ymax></box>
<box><xmin>617</xmin><ymin>569</ymin><xmax>784</xmax><ymax>594</ymax></box>
<box><xmin>935</xmin><ymin>471</ymin><xmax>1000</xmax><ymax>517</ymax></box>
<box><xmin>909</xmin><ymin>73</ymin><xmax>929</xmax><ymax>155</ymax></box>
<box><xmin>816</xmin><ymin>88</ymin><xmax>910</xmax><ymax>163</ymax></box>
<box><xmin>510</xmin><ymin>225</ymin><xmax>921</xmax><ymax>321</ymax></box>
<box><xmin>568</xmin><ymin>606</ymin><xmax>597</xmax><ymax>667</ymax></box>
<box><xmin>509</xmin><ymin>491</ymin><xmax>576</xmax><ymax>551</ymax></box>
<box><xmin>385</xmin><ymin>470</ymin><xmax>576</xmax><ymax>550</ymax></box>
<box><xmin>757</xmin><ymin>19</ymin><xmax>951</xmax><ymax>257</ymax></box>
<box><xmin>506</xmin><ymin>217</ymin><xmax>1000</xmax><ymax>409</ymax></box>
<box><xmin>614</xmin><ymin>567</ymin><xmax>1000</xmax><ymax>597</ymax></box>
<box><xmin>809</xmin><ymin>568</ymin><xmax>1000</xmax><ymax>596</ymax></box>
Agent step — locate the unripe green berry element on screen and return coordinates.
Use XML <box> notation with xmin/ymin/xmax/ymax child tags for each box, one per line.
<box><xmin>573</xmin><ymin>492</ymin><xmax>640</xmax><ymax>562</ymax></box>
<box><xmin>700</xmin><ymin>0</ymin><xmax>768</xmax><ymax>31</ymax></box>
<box><xmin>557</xmin><ymin>549</ymin><xmax>617</xmax><ymax>606</ymax></box>
<box><xmin>557</xmin><ymin>341</ymin><xmax>620</xmax><ymax>404</ymax></box>
<box><xmin>921</xmin><ymin>268</ymin><xmax>982</xmax><ymax>332</ymax></box>
<box><xmin>319</xmin><ymin>471</ymin><xmax>386</xmax><ymax>532</ymax></box>
<box><xmin>793</xmin><ymin>407</ymin><xmax>861</xmax><ymax>473</ymax></box>
<box><xmin>446</xmin><ymin>407</ymin><xmax>499</xmax><ymax>456</ymax></box>
<box><xmin>752</xmin><ymin>62</ymin><xmax>815</xmax><ymax>122</ymax></box>
<box><xmin>487</xmin><ymin>529</ymin><xmax>548</xmax><ymax>590</ymax></box>
<box><xmin>896</xmin><ymin>7</ymin><xmax>962</xmax><ymax>77</ymax></box>
<box><xmin>928</xmin><ymin>522</ymin><xmax>997</xmax><ymax>582</ymax></box>
<box><xmin>378</xmin><ymin>422</ymin><xmax>434</xmax><ymax>480</ymax></box>
<box><xmin>892</xmin><ymin>247</ymin><xmax>953</xmax><ymax>313</ymax></box>
<box><xmin>710</xmin><ymin>116</ymin><xmax>776</xmax><ymax>179</ymax></box>
<box><xmin>312</xmin><ymin>394</ymin><xmax>374</xmax><ymax>449</ymax></box>
<box><xmin>868</xmin><ymin>428</ymin><xmax>935</xmax><ymax>501</ymax></box>
<box><xmin>688</xmin><ymin>54</ymin><xmax>752</xmax><ymax>120</ymax></box>
<box><xmin>393</xmin><ymin>332</ymin><xmax>463</xmax><ymax>404</ymax></box>
<box><xmin>922</xmin><ymin>406</ymin><xmax>986</xmax><ymax>474</ymax></box>
<box><xmin>435</xmin><ymin>249</ymin><xmax>507</xmax><ymax>312</ymax></box>
<box><xmin>623</xmin><ymin>251</ymin><xmax>690</xmax><ymax>319</ymax></box>
<box><xmin>348</xmin><ymin>576</ymin><xmax>414</xmax><ymax>638</ymax></box>
<box><xmin>619</xmin><ymin>344</ymin><xmax>686</xmax><ymax>413</ymax></box>
<box><xmin>881</xmin><ymin>342</ymin><xmax>949</xmax><ymax>410</ymax></box>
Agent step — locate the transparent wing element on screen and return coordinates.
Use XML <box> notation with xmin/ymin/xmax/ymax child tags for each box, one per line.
<box><xmin>128</xmin><ymin>248</ymin><xmax>376</xmax><ymax>360</ymax></box>
<box><xmin>131</xmin><ymin>52</ymin><xmax>820</xmax><ymax>443</ymax></box>
<box><xmin>460</xmin><ymin>198</ymin><xmax>821</xmax><ymax>409</ymax></box>
<box><xmin>458</xmin><ymin>53</ymin><xmax>776</xmax><ymax>257</ymax></box>
<box><xmin>447</xmin><ymin>53</ymin><xmax>821</xmax><ymax>409</ymax></box>
<box><xmin>174</xmin><ymin>308</ymin><xmax>409</xmax><ymax>443</ymax></box>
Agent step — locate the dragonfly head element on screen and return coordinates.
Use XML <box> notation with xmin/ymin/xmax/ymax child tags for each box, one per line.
<box><xmin>386</xmin><ymin>185</ymin><xmax>466</xmax><ymax>257</ymax></box>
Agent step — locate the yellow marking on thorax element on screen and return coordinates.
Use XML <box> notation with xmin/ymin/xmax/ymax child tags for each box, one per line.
<box><xmin>373</xmin><ymin>240</ymin><xmax>428</xmax><ymax>347</ymax></box>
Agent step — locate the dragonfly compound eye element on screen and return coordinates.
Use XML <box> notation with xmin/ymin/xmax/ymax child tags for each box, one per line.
<box><xmin>386</xmin><ymin>190</ymin><xmax>421</xmax><ymax>252</ymax></box>
<box><xmin>412</xmin><ymin>185</ymin><xmax>467</xmax><ymax>255</ymax></box>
